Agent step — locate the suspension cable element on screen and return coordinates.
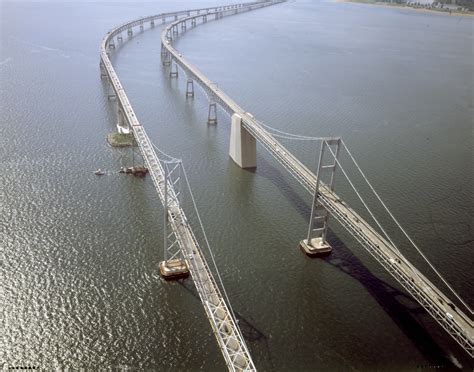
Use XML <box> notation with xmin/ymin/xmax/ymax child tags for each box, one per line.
<box><xmin>340</xmin><ymin>139</ymin><xmax>474</xmax><ymax>314</ymax></box>
<box><xmin>323</xmin><ymin>144</ymin><xmax>403</xmax><ymax>257</ymax></box>
<box><xmin>254</xmin><ymin>119</ymin><xmax>328</xmax><ymax>140</ymax></box>
<box><xmin>148</xmin><ymin>136</ymin><xmax>244</xmax><ymax>334</ymax></box>
<box><xmin>151</xmin><ymin>142</ymin><xmax>181</xmax><ymax>163</ymax></box>
<box><xmin>323</xmin><ymin>143</ymin><xmax>433</xmax><ymax>289</ymax></box>
<box><xmin>180</xmin><ymin>164</ymin><xmax>246</xmax><ymax>340</ymax></box>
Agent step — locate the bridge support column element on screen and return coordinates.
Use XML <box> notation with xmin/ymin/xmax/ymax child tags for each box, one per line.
<box><xmin>162</xmin><ymin>16</ymin><xmax>165</xmax><ymax>24</ymax></box>
<box><xmin>163</xmin><ymin>53</ymin><xmax>171</xmax><ymax>66</ymax></box>
<box><xmin>300</xmin><ymin>138</ymin><xmax>341</xmax><ymax>257</ymax></box>
<box><xmin>170</xmin><ymin>61</ymin><xmax>178</xmax><ymax>78</ymax></box>
<box><xmin>207</xmin><ymin>102</ymin><xmax>218</xmax><ymax>125</ymax></box>
<box><xmin>117</xmin><ymin>34</ymin><xmax>123</xmax><ymax>42</ymax></box>
<box><xmin>127</xmin><ymin>28</ymin><xmax>133</xmax><ymax>36</ymax></box>
<box><xmin>186</xmin><ymin>79</ymin><xmax>194</xmax><ymax>98</ymax></box>
<box><xmin>116</xmin><ymin>105</ymin><xmax>130</xmax><ymax>134</ymax></box>
<box><xmin>150</xmin><ymin>20</ymin><xmax>155</xmax><ymax>27</ymax></box>
<box><xmin>139</xmin><ymin>23</ymin><xmax>144</xmax><ymax>31</ymax></box>
<box><xmin>108</xmin><ymin>39</ymin><xmax>115</xmax><ymax>50</ymax></box>
<box><xmin>191</xmin><ymin>18</ymin><xmax>196</xmax><ymax>27</ymax></box>
<box><xmin>159</xmin><ymin>162</ymin><xmax>189</xmax><ymax>280</ymax></box>
<box><xmin>181</xmin><ymin>22</ymin><xmax>186</xmax><ymax>31</ymax></box>
<box><xmin>100</xmin><ymin>61</ymin><xmax>107</xmax><ymax>79</ymax></box>
<box><xmin>107</xmin><ymin>82</ymin><xmax>116</xmax><ymax>100</ymax></box>
<box><xmin>229</xmin><ymin>113</ymin><xmax>256</xmax><ymax>168</ymax></box>
<box><xmin>203</xmin><ymin>15</ymin><xmax>207</xmax><ymax>23</ymax></box>
<box><xmin>173</xmin><ymin>25</ymin><xmax>178</xmax><ymax>36</ymax></box>
<box><xmin>160</xmin><ymin>44</ymin><xmax>167</xmax><ymax>59</ymax></box>
<box><xmin>174</xmin><ymin>15</ymin><xmax>178</xmax><ymax>21</ymax></box>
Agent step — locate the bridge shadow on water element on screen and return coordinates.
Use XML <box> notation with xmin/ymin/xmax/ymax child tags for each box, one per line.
<box><xmin>173</xmin><ymin>154</ymin><xmax>460</xmax><ymax>369</ymax></box>
<box><xmin>252</xmin><ymin>156</ymin><xmax>459</xmax><ymax>369</ymax></box>
<box><xmin>176</xmin><ymin>279</ymin><xmax>277</xmax><ymax>370</ymax></box>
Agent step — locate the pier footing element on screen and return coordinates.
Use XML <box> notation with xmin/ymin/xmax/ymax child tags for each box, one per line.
<box><xmin>107</xmin><ymin>133</ymin><xmax>135</xmax><ymax>147</ymax></box>
<box><xmin>299</xmin><ymin>238</ymin><xmax>332</xmax><ymax>257</ymax></box>
<box><xmin>159</xmin><ymin>259</ymin><xmax>189</xmax><ymax>280</ymax></box>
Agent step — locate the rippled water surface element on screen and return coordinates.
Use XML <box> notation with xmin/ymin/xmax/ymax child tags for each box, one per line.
<box><xmin>1</xmin><ymin>0</ymin><xmax>473</xmax><ymax>370</ymax></box>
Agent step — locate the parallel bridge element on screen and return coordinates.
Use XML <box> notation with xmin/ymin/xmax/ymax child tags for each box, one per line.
<box><xmin>100</xmin><ymin>0</ymin><xmax>473</xmax><ymax>368</ymax></box>
<box><xmin>159</xmin><ymin>1</ymin><xmax>473</xmax><ymax>358</ymax></box>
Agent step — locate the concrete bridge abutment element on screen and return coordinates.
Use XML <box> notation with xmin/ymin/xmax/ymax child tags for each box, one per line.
<box><xmin>229</xmin><ymin>113</ymin><xmax>256</xmax><ymax>169</ymax></box>
<box><xmin>116</xmin><ymin>106</ymin><xmax>131</xmax><ymax>134</ymax></box>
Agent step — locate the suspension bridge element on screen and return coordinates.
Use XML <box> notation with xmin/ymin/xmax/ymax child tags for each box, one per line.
<box><xmin>99</xmin><ymin>1</ymin><xmax>473</xmax><ymax>369</ymax></box>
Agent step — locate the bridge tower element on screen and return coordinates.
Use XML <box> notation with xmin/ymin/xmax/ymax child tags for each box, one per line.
<box><xmin>229</xmin><ymin>113</ymin><xmax>256</xmax><ymax>168</ymax></box>
<box><xmin>159</xmin><ymin>162</ymin><xmax>190</xmax><ymax>279</ymax></box>
<box><xmin>300</xmin><ymin>138</ymin><xmax>341</xmax><ymax>256</ymax></box>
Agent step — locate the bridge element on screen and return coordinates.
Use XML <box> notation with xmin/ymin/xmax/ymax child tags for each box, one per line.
<box><xmin>100</xmin><ymin>0</ymin><xmax>473</xmax><ymax>368</ymax></box>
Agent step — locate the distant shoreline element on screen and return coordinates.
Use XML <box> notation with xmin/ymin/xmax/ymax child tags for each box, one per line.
<box><xmin>336</xmin><ymin>0</ymin><xmax>474</xmax><ymax>17</ymax></box>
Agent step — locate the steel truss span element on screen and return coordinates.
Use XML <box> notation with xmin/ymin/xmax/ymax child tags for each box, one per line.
<box><xmin>158</xmin><ymin>2</ymin><xmax>473</xmax><ymax>357</ymax></box>
<box><xmin>99</xmin><ymin>2</ymin><xmax>285</xmax><ymax>371</ymax></box>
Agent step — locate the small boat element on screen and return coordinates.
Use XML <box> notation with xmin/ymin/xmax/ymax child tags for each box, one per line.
<box><xmin>94</xmin><ymin>169</ymin><xmax>105</xmax><ymax>176</ymax></box>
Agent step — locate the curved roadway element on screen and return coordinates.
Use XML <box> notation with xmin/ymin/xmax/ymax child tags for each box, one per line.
<box><xmin>159</xmin><ymin>2</ymin><xmax>473</xmax><ymax>357</ymax></box>
<box><xmin>98</xmin><ymin>0</ymin><xmax>473</xmax><ymax>361</ymax></box>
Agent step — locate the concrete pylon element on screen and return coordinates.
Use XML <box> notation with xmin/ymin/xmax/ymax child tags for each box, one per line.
<box><xmin>186</xmin><ymin>79</ymin><xmax>194</xmax><ymax>98</ymax></box>
<box><xmin>170</xmin><ymin>61</ymin><xmax>178</xmax><ymax>78</ymax></box>
<box><xmin>117</xmin><ymin>106</ymin><xmax>130</xmax><ymax>134</ymax></box>
<box><xmin>229</xmin><ymin>113</ymin><xmax>256</xmax><ymax>168</ymax></box>
<box><xmin>207</xmin><ymin>103</ymin><xmax>217</xmax><ymax>124</ymax></box>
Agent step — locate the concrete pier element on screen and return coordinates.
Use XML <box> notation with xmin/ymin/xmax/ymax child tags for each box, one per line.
<box><xmin>116</xmin><ymin>107</ymin><xmax>130</xmax><ymax>134</ymax></box>
<box><xmin>159</xmin><ymin>259</ymin><xmax>189</xmax><ymax>280</ymax></box>
<box><xmin>186</xmin><ymin>79</ymin><xmax>194</xmax><ymax>97</ymax></box>
<box><xmin>300</xmin><ymin>238</ymin><xmax>332</xmax><ymax>257</ymax></box>
<box><xmin>207</xmin><ymin>102</ymin><xmax>217</xmax><ymax>124</ymax></box>
<box><xmin>229</xmin><ymin>113</ymin><xmax>256</xmax><ymax>168</ymax></box>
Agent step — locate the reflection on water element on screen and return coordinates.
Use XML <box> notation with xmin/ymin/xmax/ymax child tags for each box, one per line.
<box><xmin>1</xmin><ymin>0</ymin><xmax>473</xmax><ymax>369</ymax></box>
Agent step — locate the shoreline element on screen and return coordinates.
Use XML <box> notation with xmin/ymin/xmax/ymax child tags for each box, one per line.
<box><xmin>336</xmin><ymin>0</ymin><xmax>474</xmax><ymax>17</ymax></box>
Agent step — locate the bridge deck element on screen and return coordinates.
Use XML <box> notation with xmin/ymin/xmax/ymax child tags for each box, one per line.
<box><xmin>160</xmin><ymin>3</ymin><xmax>473</xmax><ymax>357</ymax></box>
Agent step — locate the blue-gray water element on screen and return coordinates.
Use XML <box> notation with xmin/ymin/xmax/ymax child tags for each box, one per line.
<box><xmin>1</xmin><ymin>0</ymin><xmax>473</xmax><ymax>370</ymax></box>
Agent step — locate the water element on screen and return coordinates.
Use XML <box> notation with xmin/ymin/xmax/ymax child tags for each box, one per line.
<box><xmin>1</xmin><ymin>0</ymin><xmax>473</xmax><ymax>370</ymax></box>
